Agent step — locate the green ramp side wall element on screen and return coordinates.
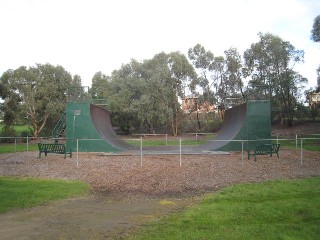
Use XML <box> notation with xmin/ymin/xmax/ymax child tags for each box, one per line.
<box><xmin>65</xmin><ymin>102</ymin><xmax>121</xmax><ymax>152</ymax></box>
<box><xmin>217</xmin><ymin>100</ymin><xmax>271</xmax><ymax>151</ymax></box>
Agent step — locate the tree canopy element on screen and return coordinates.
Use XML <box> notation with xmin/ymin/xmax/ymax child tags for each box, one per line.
<box><xmin>311</xmin><ymin>15</ymin><xmax>320</xmax><ymax>43</ymax></box>
<box><xmin>0</xmin><ymin>64</ymin><xmax>85</xmax><ymax>137</ymax></box>
<box><xmin>90</xmin><ymin>52</ymin><xmax>197</xmax><ymax>135</ymax></box>
<box><xmin>0</xmin><ymin>31</ymin><xmax>314</xmax><ymax>137</ymax></box>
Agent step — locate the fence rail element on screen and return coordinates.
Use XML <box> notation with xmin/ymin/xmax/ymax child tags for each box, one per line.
<box><xmin>1</xmin><ymin>135</ymin><xmax>319</xmax><ymax>167</ymax></box>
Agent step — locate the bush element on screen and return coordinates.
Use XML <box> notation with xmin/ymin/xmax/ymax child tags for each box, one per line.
<box><xmin>20</xmin><ymin>129</ymin><xmax>33</xmax><ymax>143</ymax></box>
<box><xmin>0</xmin><ymin>125</ymin><xmax>17</xmax><ymax>143</ymax></box>
<box><xmin>180</xmin><ymin>113</ymin><xmax>222</xmax><ymax>133</ymax></box>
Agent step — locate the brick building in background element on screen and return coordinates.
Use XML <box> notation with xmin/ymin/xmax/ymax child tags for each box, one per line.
<box><xmin>309</xmin><ymin>92</ymin><xmax>320</xmax><ymax>108</ymax></box>
<box><xmin>181</xmin><ymin>95</ymin><xmax>215</xmax><ymax>113</ymax></box>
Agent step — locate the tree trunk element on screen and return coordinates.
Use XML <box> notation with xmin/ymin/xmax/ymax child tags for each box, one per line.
<box><xmin>31</xmin><ymin>113</ymin><xmax>49</xmax><ymax>138</ymax></box>
<box><xmin>196</xmin><ymin>111</ymin><xmax>201</xmax><ymax>130</ymax></box>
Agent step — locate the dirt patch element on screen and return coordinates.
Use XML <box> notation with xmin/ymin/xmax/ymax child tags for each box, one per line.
<box><xmin>0</xmin><ymin>194</ymin><xmax>194</xmax><ymax>240</ymax></box>
<box><xmin>0</xmin><ymin>148</ymin><xmax>320</xmax><ymax>239</ymax></box>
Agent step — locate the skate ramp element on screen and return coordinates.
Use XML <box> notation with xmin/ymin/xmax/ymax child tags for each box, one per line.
<box><xmin>65</xmin><ymin>102</ymin><xmax>134</xmax><ymax>152</ymax></box>
<box><xmin>90</xmin><ymin>104</ymin><xmax>134</xmax><ymax>150</ymax></box>
<box><xmin>66</xmin><ymin>101</ymin><xmax>270</xmax><ymax>152</ymax></box>
<box><xmin>199</xmin><ymin>100</ymin><xmax>270</xmax><ymax>151</ymax></box>
<box><xmin>196</xmin><ymin>102</ymin><xmax>247</xmax><ymax>151</ymax></box>
<box><xmin>139</xmin><ymin>101</ymin><xmax>270</xmax><ymax>153</ymax></box>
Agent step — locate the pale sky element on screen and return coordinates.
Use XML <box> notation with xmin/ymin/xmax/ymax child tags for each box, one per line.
<box><xmin>1</xmin><ymin>0</ymin><xmax>319</xmax><ymax>89</ymax></box>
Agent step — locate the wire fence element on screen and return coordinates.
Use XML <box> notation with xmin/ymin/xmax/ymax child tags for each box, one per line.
<box><xmin>0</xmin><ymin>134</ymin><xmax>319</xmax><ymax>167</ymax></box>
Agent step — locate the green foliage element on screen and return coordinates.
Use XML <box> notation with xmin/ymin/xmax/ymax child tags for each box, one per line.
<box><xmin>90</xmin><ymin>52</ymin><xmax>197</xmax><ymax>135</ymax></box>
<box><xmin>0</xmin><ymin>64</ymin><xmax>85</xmax><ymax>137</ymax></box>
<box><xmin>0</xmin><ymin>125</ymin><xmax>17</xmax><ymax>143</ymax></box>
<box><xmin>244</xmin><ymin>33</ymin><xmax>306</xmax><ymax>126</ymax></box>
<box><xmin>129</xmin><ymin>178</ymin><xmax>320</xmax><ymax>240</ymax></box>
<box><xmin>180</xmin><ymin>113</ymin><xmax>222</xmax><ymax>133</ymax></box>
<box><xmin>0</xmin><ymin>124</ymin><xmax>32</xmax><ymax>134</ymax></box>
<box><xmin>317</xmin><ymin>66</ymin><xmax>320</xmax><ymax>90</ymax></box>
<box><xmin>311</xmin><ymin>15</ymin><xmax>320</xmax><ymax>43</ymax></box>
<box><xmin>0</xmin><ymin>177</ymin><xmax>89</xmax><ymax>213</ymax></box>
<box><xmin>19</xmin><ymin>128</ymin><xmax>33</xmax><ymax>143</ymax></box>
<box><xmin>188</xmin><ymin>44</ymin><xmax>246</xmax><ymax>109</ymax></box>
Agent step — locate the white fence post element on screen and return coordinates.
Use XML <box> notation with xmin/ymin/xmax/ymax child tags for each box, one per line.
<box><xmin>140</xmin><ymin>136</ymin><xmax>143</xmax><ymax>167</ymax></box>
<box><xmin>241</xmin><ymin>140</ymin><xmax>244</xmax><ymax>164</ymax></box>
<box><xmin>300</xmin><ymin>138</ymin><xmax>303</xmax><ymax>166</ymax></box>
<box><xmin>76</xmin><ymin>139</ymin><xmax>79</xmax><ymax>167</ymax></box>
<box><xmin>179</xmin><ymin>138</ymin><xmax>182</xmax><ymax>167</ymax></box>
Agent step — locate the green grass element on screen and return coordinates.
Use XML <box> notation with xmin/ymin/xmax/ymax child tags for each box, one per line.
<box><xmin>273</xmin><ymin>138</ymin><xmax>320</xmax><ymax>151</ymax></box>
<box><xmin>0</xmin><ymin>143</ymin><xmax>38</xmax><ymax>154</ymax></box>
<box><xmin>126</xmin><ymin>135</ymin><xmax>216</xmax><ymax>147</ymax></box>
<box><xmin>0</xmin><ymin>177</ymin><xmax>89</xmax><ymax>213</ymax></box>
<box><xmin>129</xmin><ymin>178</ymin><xmax>320</xmax><ymax>240</ymax></box>
<box><xmin>0</xmin><ymin>124</ymin><xmax>32</xmax><ymax>134</ymax></box>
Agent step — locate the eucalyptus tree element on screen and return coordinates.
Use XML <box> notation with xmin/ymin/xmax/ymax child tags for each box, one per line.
<box><xmin>90</xmin><ymin>71</ymin><xmax>112</xmax><ymax>99</ymax></box>
<box><xmin>224</xmin><ymin>47</ymin><xmax>246</xmax><ymax>105</ymax></box>
<box><xmin>188</xmin><ymin>44</ymin><xmax>246</xmax><ymax>110</ymax></box>
<box><xmin>244</xmin><ymin>32</ymin><xmax>306</xmax><ymax>126</ymax></box>
<box><xmin>137</xmin><ymin>51</ymin><xmax>197</xmax><ymax>135</ymax></box>
<box><xmin>0</xmin><ymin>69</ymin><xmax>21</xmax><ymax>136</ymax></box>
<box><xmin>107</xmin><ymin>60</ymin><xmax>145</xmax><ymax>133</ymax></box>
<box><xmin>317</xmin><ymin>66</ymin><xmax>320</xmax><ymax>91</ymax></box>
<box><xmin>311</xmin><ymin>15</ymin><xmax>320</xmax><ymax>43</ymax></box>
<box><xmin>92</xmin><ymin>52</ymin><xmax>197</xmax><ymax>135</ymax></box>
<box><xmin>169</xmin><ymin>52</ymin><xmax>197</xmax><ymax>134</ymax></box>
<box><xmin>188</xmin><ymin>44</ymin><xmax>215</xmax><ymax>103</ymax></box>
<box><xmin>311</xmin><ymin>15</ymin><xmax>320</xmax><ymax>90</ymax></box>
<box><xmin>0</xmin><ymin>64</ymin><xmax>83</xmax><ymax>137</ymax></box>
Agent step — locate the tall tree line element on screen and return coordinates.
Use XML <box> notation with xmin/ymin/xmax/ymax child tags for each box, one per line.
<box><xmin>1</xmin><ymin>30</ymin><xmax>318</xmax><ymax>137</ymax></box>
<box><xmin>90</xmin><ymin>33</ymin><xmax>309</xmax><ymax>132</ymax></box>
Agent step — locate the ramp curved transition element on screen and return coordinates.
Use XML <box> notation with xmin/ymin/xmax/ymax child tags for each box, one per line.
<box><xmin>90</xmin><ymin>103</ymin><xmax>248</xmax><ymax>153</ymax></box>
<box><xmin>90</xmin><ymin>104</ymin><xmax>135</xmax><ymax>150</ymax></box>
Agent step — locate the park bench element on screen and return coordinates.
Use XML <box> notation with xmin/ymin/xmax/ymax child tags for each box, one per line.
<box><xmin>248</xmin><ymin>143</ymin><xmax>280</xmax><ymax>161</ymax></box>
<box><xmin>38</xmin><ymin>143</ymin><xmax>72</xmax><ymax>159</ymax></box>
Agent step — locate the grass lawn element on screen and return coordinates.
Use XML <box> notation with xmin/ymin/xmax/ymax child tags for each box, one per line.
<box><xmin>0</xmin><ymin>124</ymin><xmax>32</xmax><ymax>134</ymax></box>
<box><xmin>129</xmin><ymin>178</ymin><xmax>320</xmax><ymax>240</ymax></box>
<box><xmin>126</xmin><ymin>135</ymin><xmax>216</xmax><ymax>147</ymax></box>
<box><xmin>0</xmin><ymin>143</ymin><xmax>38</xmax><ymax>154</ymax></box>
<box><xmin>273</xmin><ymin>138</ymin><xmax>320</xmax><ymax>151</ymax></box>
<box><xmin>0</xmin><ymin>177</ymin><xmax>89</xmax><ymax>213</ymax></box>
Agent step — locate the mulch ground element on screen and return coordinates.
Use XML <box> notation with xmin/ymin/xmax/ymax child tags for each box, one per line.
<box><xmin>1</xmin><ymin>148</ymin><xmax>319</xmax><ymax>197</ymax></box>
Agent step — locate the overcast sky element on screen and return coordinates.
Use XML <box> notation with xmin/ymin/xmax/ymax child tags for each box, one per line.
<box><xmin>1</xmin><ymin>0</ymin><xmax>319</xmax><ymax>89</ymax></box>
